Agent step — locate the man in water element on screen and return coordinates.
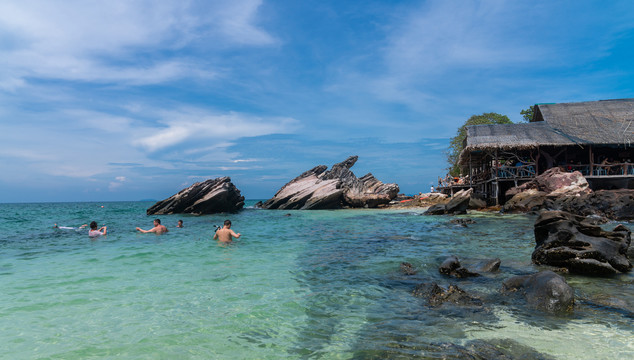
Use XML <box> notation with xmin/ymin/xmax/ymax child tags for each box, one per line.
<box><xmin>136</xmin><ymin>219</ymin><xmax>168</xmax><ymax>234</ymax></box>
<box><xmin>213</xmin><ymin>219</ymin><xmax>241</xmax><ymax>243</ymax></box>
<box><xmin>88</xmin><ymin>221</ymin><xmax>107</xmax><ymax>238</ymax></box>
<box><xmin>177</xmin><ymin>220</ymin><xmax>183</xmax><ymax>228</ymax></box>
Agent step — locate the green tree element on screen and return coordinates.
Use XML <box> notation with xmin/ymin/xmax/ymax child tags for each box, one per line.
<box><xmin>520</xmin><ymin>105</ymin><xmax>535</xmax><ymax>122</ymax></box>
<box><xmin>447</xmin><ymin>112</ymin><xmax>512</xmax><ymax>176</ymax></box>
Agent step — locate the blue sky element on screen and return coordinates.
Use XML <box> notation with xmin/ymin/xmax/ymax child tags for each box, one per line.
<box><xmin>1</xmin><ymin>0</ymin><xmax>633</xmax><ymax>202</ymax></box>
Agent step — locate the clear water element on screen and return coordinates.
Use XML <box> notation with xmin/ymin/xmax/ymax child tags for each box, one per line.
<box><xmin>0</xmin><ymin>201</ymin><xmax>632</xmax><ymax>359</ymax></box>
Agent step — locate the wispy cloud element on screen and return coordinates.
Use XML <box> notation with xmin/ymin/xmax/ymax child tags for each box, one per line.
<box><xmin>0</xmin><ymin>0</ymin><xmax>274</xmax><ymax>88</ymax></box>
<box><xmin>133</xmin><ymin>109</ymin><xmax>299</xmax><ymax>152</ymax></box>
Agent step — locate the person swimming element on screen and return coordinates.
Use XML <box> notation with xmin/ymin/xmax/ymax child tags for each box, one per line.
<box><xmin>54</xmin><ymin>223</ymin><xmax>88</xmax><ymax>230</ymax></box>
<box><xmin>136</xmin><ymin>219</ymin><xmax>168</xmax><ymax>235</ymax></box>
<box><xmin>213</xmin><ymin>219</ymin><xmax>241</xmax><ymax>243</ymax></box>
<box><xmin>88</xmin><ymin>221</ymin><xmax>107</xmax><ymax>238</ymax></box>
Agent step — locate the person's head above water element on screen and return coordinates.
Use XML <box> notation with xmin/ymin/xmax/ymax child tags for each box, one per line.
<box><xmin>177</xmin><ymin>220</ymin><xmax>183</xmax><ymax>227</ymax></box>
<box><xmin>154</xmin><ymin>219</ymin><xmax>161</xmax><ymax>226</ymax></box>
<box><xmin>90</xmin><ymin>221</ymin><xmax>98</xmax><ymax>230</ymax></box>
<box><xmin>224</xmin><ymin>219</ymin><xmax>231</xmax><ymax>227</ymax></box>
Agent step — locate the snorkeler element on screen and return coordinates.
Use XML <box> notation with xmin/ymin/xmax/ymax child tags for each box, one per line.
<box><xmin>54</xmin><ymin>223</ymin><xmax>88</xmax><ymax>230</ymax></box>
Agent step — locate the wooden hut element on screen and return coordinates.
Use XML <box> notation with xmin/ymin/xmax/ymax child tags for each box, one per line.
<box><xmin>457</xmin><ymin>98</ymin><xmax>634</xmax><ymax>204</ymax></box>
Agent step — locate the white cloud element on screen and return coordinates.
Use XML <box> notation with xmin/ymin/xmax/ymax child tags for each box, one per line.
<box><xmin>0</xmin><ymin>0</ymin><xmax>274</xmax><ymax>87</ymax></box>
<box><xmin>133</xmin><ymin>109</ymin><xmax>299</xmax><ymax>152</ymax></box>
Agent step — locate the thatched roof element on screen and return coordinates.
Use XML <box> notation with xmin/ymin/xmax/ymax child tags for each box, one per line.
<box><xmin>459</xmin><ymin>98</ymin><xmax>634</xmax><ymax>165</ymax></box>
<box><xmin>533</xmin><ymin>98</ymin><xmax>634</xmax><ymax>146</ymax></box>
<box><xmin>463</xmin><ymin>122</ymin><xmax>575</xmax><ymax>151</ymax></box>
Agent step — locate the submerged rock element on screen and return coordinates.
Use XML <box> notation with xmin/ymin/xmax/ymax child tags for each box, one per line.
<box><xmin>413</xmin><ymin>282</ymin><xmax>483</xmax><ymax>307</ymax></box>
<box><xmin>261</xmin><ymin>156</ymin><xmax>399</xmax><ymax>210</ymax></box>
<box><xmin>502</xmin><ymin>270</ymin><xmax>574</xmax><ymax>313</ymax></box>
<box><xmin>532</xmin><ymin>210</ymin><xmax>632</xmax><ymax>275</ymax></box>
<box><xmin>438</xmin><ymin>255</ymin><xmax>480</xmax><ymax>278</ymax></box>
<box><xmin>147</xmin><ymin>177</ymin><xmax>245</xmax><ymax>215</ymax></box>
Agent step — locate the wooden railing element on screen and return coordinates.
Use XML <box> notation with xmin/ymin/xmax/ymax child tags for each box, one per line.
<box><xmin>492</xmin><ymin>164</ymin><xmax>536</xmax><ymax>179</ymax></box>
<box><xmin>587</xmin><ymin>163</ymin><xmax>634</xmax><ymax>176</ymax></box>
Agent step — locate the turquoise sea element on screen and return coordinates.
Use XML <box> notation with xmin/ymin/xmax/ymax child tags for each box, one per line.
<box><xmin>0</xmin><ymin>201</ymin><xmax>632</xmax><ymax>359</ymax></box>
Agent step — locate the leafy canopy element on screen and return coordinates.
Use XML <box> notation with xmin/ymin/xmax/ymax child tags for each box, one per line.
<box><xmin>520</xmin><ymin>105</ymin><xmax>535</xmax><ymax>122</ymax></box>
<box><xmin>447</xmin><ymin>112</ymin><xmax>512</xmax><ymax>176</ymax></box>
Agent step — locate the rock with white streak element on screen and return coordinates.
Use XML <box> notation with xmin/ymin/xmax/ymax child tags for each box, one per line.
<box><xmin>261</xmin><ymin>156</ymin><xmax>399</xmax><ymax>209</ymax></box>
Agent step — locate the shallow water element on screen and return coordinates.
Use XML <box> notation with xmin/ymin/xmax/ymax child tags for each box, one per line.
<box><xmin>0</xmin><ymin>201</ymin><xmax>632</xmax><ymax>359</ymax></box>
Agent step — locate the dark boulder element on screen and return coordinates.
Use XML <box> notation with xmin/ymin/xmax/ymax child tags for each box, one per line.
<box><xmin>439</xmin><ymin>256</ymin><xmax>480</xmax><ymax>278</ymax></box>
<box><xmin>147</xmin><ymin>177</ymin><xmax>244</xmax><ymax>215</ymax></box>
<box><xmin>449</xmin><ymin>218</ymin><xmax>476</xmax><ymax>227</ymax></box>
<box><xmin>548</xmin><ymin>189</ymin><xmax>634</xmax><ymax>221</ymax></box>
<box><xmin>261</xmin><ymin>156</ymin><xmax>399</xmax><ymax>210</ymax></box>
<box><xmin>502</xmin><ymin>271</ymin><xmax>574</xmax><ymax>313</ymax></box>
<box><xmin>469</xmin><ymin>258</ymin><xmax>501</xmax><ymax>273</ymax></box>
<box><xmin>532</xmin><ymin>210</ymin><xmax>632</xmax><ymax>275</ymax></box>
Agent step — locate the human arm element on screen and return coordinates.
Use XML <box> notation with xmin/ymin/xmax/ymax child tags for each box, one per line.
<box><xmin>230</xmin><ymin>230</ymin><xmax>241</xmax><ymax>239</ymax></box>
<box><xmin>213</xmin><ymin>231</ymin><xmax>218</xmax><ymax>240</ymax></box>
<box><xmin>101</xmin><ymin>226</ymin><xmax>107</xmax><ymax>235</ymax></box>
<box><xmin>136</xmin><ymin>227</ymin><xmax>151</xmax><ymax>233</ymax></box>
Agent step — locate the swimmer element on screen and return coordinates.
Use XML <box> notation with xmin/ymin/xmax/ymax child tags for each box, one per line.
<box><xmin>177</xmin><ymin>220</ymin><xmax>183</xmax><ymax>228</ymax></box>
<box><xmin>54</xmin><ymin>223</ymin><xmax>88</xmax><ymax>230</ymax></box>
<box><xmin>213</xmin><ymin>219</ymin><xmax>241</xmax><ymax>243</ymax></box>
<box><xmin>88</xmin><ymin>221</ymin><xmax>107</xmax><ymax>238</ymax></box>
<box><xmin>136</xmin><ymin>219</ymin><xmax>168</xmax><ymax>235</ymax></box>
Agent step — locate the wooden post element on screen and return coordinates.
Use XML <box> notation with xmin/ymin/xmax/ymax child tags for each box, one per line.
<box><xmin>589</xmin><ymin>145</ymin><xmax>593</xmax><ymax>175</ymax></box>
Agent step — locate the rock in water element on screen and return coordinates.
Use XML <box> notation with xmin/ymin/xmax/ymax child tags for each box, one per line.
<box><xmin>147</xmin><ymin>177</ymin><xmax>245</xmax><ymax>215</ymax></box>
<box><xmin>532</xmin><ymin>210</ymin><xmax>632</xmax><ymax>275</ymax></box>
<box><xmin>502</xmin><ymin>271</ymin><xmax>574</xmax><ymax>313</ymax></box>
<box><xmin>261</xmin><ymin>156</ymin><xmax>399</xmax><ymax>209</ymax></box>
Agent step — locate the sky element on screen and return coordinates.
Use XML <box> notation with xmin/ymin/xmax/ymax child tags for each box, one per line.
<box><xmin>1</xmin><ymin>0</ymin><xmax>634</xmax><ymax>202</ymax></box>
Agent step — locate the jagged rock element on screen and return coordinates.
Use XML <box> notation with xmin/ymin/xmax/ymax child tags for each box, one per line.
<box><xmin>547</xmin><ymin>189</ymin><xmax>634</xmax><ymax>221</ymax></box>
<box><xmin>413</xmin><ymin>282</ymin><xmax>482</xmax><ymax>307</ymax></box>
<box><xmin>532</xmin><ymin>210</ymin><xmax>632</xmax><ymax>275</ymax></box>
<box><xmin>506</xmin><ymin>167</ymin><xmax>590</xmax><ymax>198</ymax></box>
<box><xmin>147</xmin><ymin>177</ymin><xmax>244</xmax><ymax>215</ymax></box>
<box><xmin>502</xmin><ymin>271</ymin><xmax>574</xmax><ymax>313</ymax></box>
<box><xmin>261</xmin><ymin>156</ymin><xmax>399</xmax><ymax>209</ymax></box>
<box><xmin>424</xmin><ymin>188</ymin><xmax>473</xmax><ymax>215</ymax></box>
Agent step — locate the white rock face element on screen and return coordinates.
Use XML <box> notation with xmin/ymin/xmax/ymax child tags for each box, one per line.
<box><xmin>262</xmin><ymin>156</ymin><xmax>399</xmax><ymax>209</ymax></box>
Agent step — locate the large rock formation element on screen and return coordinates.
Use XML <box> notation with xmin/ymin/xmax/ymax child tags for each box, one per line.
<box><xmin>504</xmin><ymin>168</ymin><xmax>634</xmax><ymax>220</ymax></box>
<box><xmin>147</xmin><ymin>177</ymin><xmax>245</xmax><ymax>215</ymax></box>
<box><xmin>261</xmin><ymin>156</ymin><xmax>399</xmax><ymax>210</ymax></box>
<box><xmin>532</xmin><ymin>210</ymin><xmax>632</xmax><ymax>275</ymax></box>
<box><xmin>506</xmin><ymin>168</ymin><xmax>590</xmax><ymax>198</ymax></box>
<box><xmin>502</xmin><ymin>271</ymin><xmax>574</xmax><ymax>313</ymax></box>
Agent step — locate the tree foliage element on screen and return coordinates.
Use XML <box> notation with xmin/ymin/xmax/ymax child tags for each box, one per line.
<box><xmin>447</xmin><ymin>112</ymin><xmax>512</xmax><ymax>176</ymax></box>
<box><xmin>520</xmin><ymin>105</ymin><xmax>535</xmax><ymax>122</ymax></box>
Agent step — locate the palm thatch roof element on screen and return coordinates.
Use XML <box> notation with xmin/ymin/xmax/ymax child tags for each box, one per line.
<box><xmin>460</xmin><ymin>98</ymin><xmax>634</xmax><ymax>164</ymax></box>
<box><xmin>534</xmin><ymin>98</ymin><xmax>634</xmax><ymax>146</ymax></box>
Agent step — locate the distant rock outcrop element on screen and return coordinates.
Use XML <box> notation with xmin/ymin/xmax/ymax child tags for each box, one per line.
<box><xmin>147</xmin><ymin>177</ymin><xmax>245</xmax><ymax>215</ymax></box>
<box><xmin>261</xmin><ymin>156</ymin><xmax>399</xmax><ymax>210</ymax></box>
